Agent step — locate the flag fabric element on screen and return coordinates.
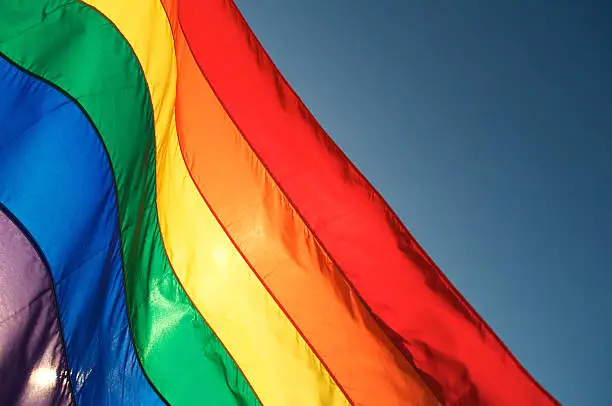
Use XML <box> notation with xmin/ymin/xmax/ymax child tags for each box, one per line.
<box><xmin>0</xmin><ymin>0</ymin><xmax>559</xmax><ymax>405</ymax></box>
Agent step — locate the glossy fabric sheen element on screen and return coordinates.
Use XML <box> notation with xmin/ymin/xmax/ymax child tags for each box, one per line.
<box><xmin>0</xmin><ymin>1</ymin><xmax>257</xmax><ymax>404</ymax></box>
<box><xmin>0</xmin><ymin>55</ymin><xmax>162</xmax><ymax>405</ymax></box>
<box><xmin>87</xmin><ymin>1</ymin><xmax>348</xmax><ymax>404</ymax></box>
<box><xmin>179</xmin><ymin>1</ymin><xmax>559</xmax><ymax>405</ymax></box>
<box><xmin>0</xmin><ymin>209</ymin><xmax>73</xmax><ymax>406</ymax></box>
<box><xmin>0</xmin><ymin>0</ymin><xmax>561</xmax><ymax>404</ymax></box>
<box><xmin>161</xmin><ymin>1</ymin><xmax>438</xmax><ymax>405</ymax></box>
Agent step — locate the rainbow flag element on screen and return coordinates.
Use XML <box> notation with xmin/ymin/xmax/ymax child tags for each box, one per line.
<box><xmin>0</xmin><ymin>1</ymin><xmax>559</xmax><ymax>405</ymax></box>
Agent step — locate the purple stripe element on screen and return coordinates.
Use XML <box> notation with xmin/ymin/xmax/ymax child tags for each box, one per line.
<box><xmin>0</xmin><ymin>210</ymin><xmax>73</xmax><ymax>406</ymax></box>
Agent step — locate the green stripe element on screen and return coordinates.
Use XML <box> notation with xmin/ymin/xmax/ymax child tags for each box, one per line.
<box><xmin>0</xmin><ymin>1</ymin><xmax>259</xmax><ymax>405</ymax></box>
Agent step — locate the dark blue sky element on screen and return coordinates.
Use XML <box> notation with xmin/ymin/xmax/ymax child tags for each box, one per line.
<box><xmin>234</xmin><ymin>1</ymin><xmax>612</xmax><ymax>404</ymax></box>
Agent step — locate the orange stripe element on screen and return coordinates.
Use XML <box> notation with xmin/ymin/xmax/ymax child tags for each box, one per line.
<box><xmin>161</xmin><ymin>2</ymin><xmax>439</xmax><ymax>405</ymax></box>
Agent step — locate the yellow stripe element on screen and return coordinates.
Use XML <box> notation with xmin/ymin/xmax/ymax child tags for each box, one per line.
<box><xmin>81</xmin><ymin>0</ymin><xmax>349</xmax><ymax>404</ymax></box>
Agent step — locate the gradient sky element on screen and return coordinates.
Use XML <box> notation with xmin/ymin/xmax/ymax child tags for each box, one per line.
<box><xmin>233</xmin><ymin>1</ymin><xmax>612</xmax><ymax>405</ymax></box>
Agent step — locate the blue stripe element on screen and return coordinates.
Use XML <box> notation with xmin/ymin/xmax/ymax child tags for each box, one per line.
<box><xmin>0</xmin><ymin>55</ymin><xmax>164</xmax><ymax>405</ymax></box>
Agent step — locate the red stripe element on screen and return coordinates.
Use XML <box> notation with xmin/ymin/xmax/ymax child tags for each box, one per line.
<box><xmin>178</xmin><ymin>1</ymin><xmax>560</xmax><ymax>404</ymax></box>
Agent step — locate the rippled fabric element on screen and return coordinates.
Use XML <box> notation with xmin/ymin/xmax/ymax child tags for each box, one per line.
<box><xmin>0</xmin><ymin>1</ymin><xmax>258</xmax><ymax>404</ymax></box>
<box><xmin>80</xmin><ymin>0</ymin><xmax>350</xmax><ymax>404</ymax></box>
<box><xmin>0</xmin><ymin>55</ymin><xmax>163</xmax><ymax>405</ymax></box>
<box><xmin>0</xmin><ymin>0</ymin><xmax>559</xmax><ymax>404</ymax></box>
<box><xmin>0</xmin><ymin>208</ymin><xmax>73</xmax><ymax>406</ymax></box>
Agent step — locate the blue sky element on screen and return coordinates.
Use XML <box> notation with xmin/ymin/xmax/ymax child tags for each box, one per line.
<box><xmin>233</xmin><ymin>1</ymin><xmax>612</xmax><ymax>404</ymax></box>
